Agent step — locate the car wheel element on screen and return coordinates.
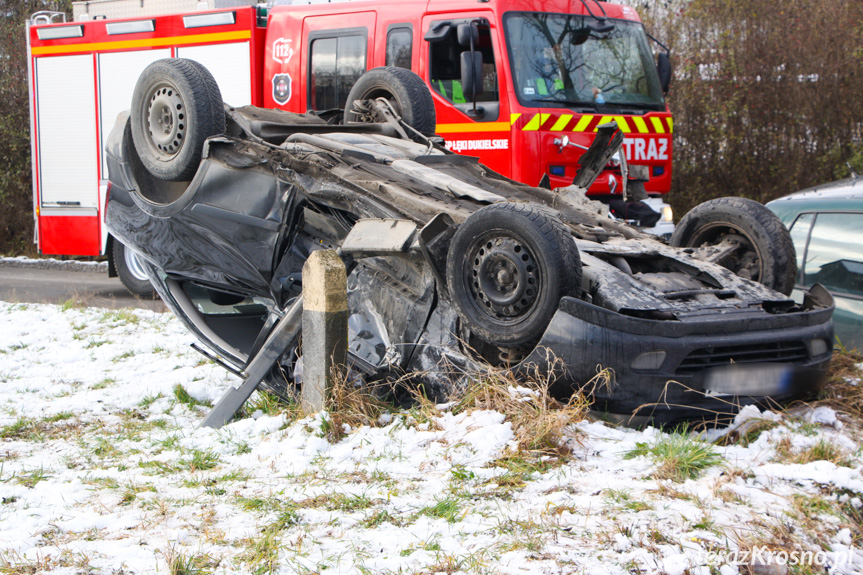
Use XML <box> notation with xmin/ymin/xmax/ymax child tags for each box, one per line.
<box><xmin>671</xmin><ymin>197</ymin><xmax>797</xmax><ymax>295</ymax></box>
<box><xmin>130</xmin><ymin>59</ymin><xmax>225</xmax><ymax>182</ymax></box>
<box><xmin>446</xmin><ymin>203</ymin><xmax>582</xmax><ymax>347</ymax></box>
<box><xmin>113</xmin><ymin>241</ymin><xmax>157</xmax><ymax>298</ymax></box>
<box><xmin>343</xmin><ymin>67</ymin><xmax>436</xmax><ymax>136</ymax></box>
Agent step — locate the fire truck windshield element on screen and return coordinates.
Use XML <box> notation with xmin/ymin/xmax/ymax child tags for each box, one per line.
<box><xmin>503</xmin><ymin>12</ymin><xmax>665</xmax><ymax>112</ymax></box>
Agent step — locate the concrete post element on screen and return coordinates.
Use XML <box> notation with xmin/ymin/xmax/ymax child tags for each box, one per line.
<box><xmin>301</xmin><ymin>250</ymin><xmax>348</xmax><ymax>412</ymax></box>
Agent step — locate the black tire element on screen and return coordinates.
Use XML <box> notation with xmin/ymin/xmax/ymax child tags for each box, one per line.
<box><xmin>185</xmin><ymin>59</ymin><xmax>226</xmax><ymax>129</ymax></box>
<box><xmin>130</xmin><ymin>59</ymin><xmax>225</xmax><ymax>182</ymax></box>
<box><xmin>113</xmin><ymin>241</ymin><xmax>157</xmax><ymax>298</ymax></box>
<box><xmin>446</xmin><ymin>203</ymin><xmax>582</xmax><ymax>347</ymax></box>
<box><xmin>343</xmin><ymin>67</ymin><xmax>436</xmax><ymax>136</ymax></box>
<box><xmin>671</xmin><ymin>197</ymin><xmax>797</xmax><ymax>295</ymax></box>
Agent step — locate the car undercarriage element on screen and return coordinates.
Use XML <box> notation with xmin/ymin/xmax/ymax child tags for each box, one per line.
<box><xmin>105</xmin><ymin>61</ymin><xmax>834</xmax><ymax>425</ymax></box>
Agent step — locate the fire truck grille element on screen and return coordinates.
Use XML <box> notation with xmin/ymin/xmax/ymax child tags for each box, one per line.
<box><xmin>676</xmin><ymin>341</ymin><xmax>809</xmax><ymax>374</ymax></box>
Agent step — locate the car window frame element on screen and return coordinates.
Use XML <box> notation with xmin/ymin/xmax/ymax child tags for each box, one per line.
<box><xmin>789</xmin><ymin>209</ymin><xmax>863</xmax><ymax>301</ymax></box>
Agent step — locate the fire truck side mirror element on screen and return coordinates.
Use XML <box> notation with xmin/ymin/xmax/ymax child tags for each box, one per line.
<box><xmin>456</xmin><ymin>23</ymin><xmax>478</xmax><ymax>48</ymax></box>
<box><xmin>657</xmin><ymin>52</ymin><xmax>671</xmax><ymax>95</ymax></box>
<box><xmin>460</xmin><ymin>51</ymin><xmax>484</xmax><ymax>99</ymax></box>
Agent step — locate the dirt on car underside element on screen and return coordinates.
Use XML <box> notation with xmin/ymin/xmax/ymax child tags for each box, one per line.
<box><xmin>213</xmin><ymin>105</ymin><xmax>801</xmax><ymax>318</ymax></box>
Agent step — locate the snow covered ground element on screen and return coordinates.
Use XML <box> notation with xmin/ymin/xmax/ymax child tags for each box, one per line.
<box><xmin>0</xmin><ymin>256</ymin><xmax>108</xmax><ymax>273</ymax></box>
<box><xmin>0</xmin><ymin>300</ymin><xmax>861</xmax><ymax>575</ymax></box>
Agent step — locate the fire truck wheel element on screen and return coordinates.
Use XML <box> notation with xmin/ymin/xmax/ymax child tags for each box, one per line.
<box><xmin>446</xmin><ymin>203</ymin><xmax>582</xmax><ymax>347</ymax></box>
<box><xmin>114</xmin><ymin>241</ymin><xmax>157</xmax><ymax>299</ymax></box>
<box><xmin>131</xmin><ymin>59</ymin><xmax>225</xmax><ymax>182</ymax></box>
<box><xmin>343</xmin><ymin>67</ymin><xmax>436</xmax><ymax>137</ymax></box>
<box><xmin>671</xmin><ymin>196</ymin><xmax>797</xmax><ymax>295</ymax></box>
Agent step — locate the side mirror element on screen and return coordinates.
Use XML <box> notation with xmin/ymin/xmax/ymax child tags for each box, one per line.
<box><xmin>570</xmin><ymin>27</ymin><xmax>591</xmax><ymax>46</ymax></box>
<box><xmin>456</xmin><ymin>23</ymin><xmax>478</xmax><ymax>48</ymax></box>
<box><xmin>657</xmin><ymin>52</ymin><xmax>671</xmax><ymax>95</ymax></box>
<box><xmin>460</xmin><ymin>51</ymin><xmax>484</xmax><ymax>98</ymax></box>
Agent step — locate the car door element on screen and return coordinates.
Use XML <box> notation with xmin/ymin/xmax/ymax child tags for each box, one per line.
<box><xmin>788</xmin><ymin>211</ymin><xmax>863</xmax><ymax>350</ymax></box>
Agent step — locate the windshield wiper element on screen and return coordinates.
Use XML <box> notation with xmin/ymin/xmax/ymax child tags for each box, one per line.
<box><xmin>531</xmin><ymin>97</ymin><xmax>597</xmax><ymax>109</ymax></box>
<box><xmin>606</xmin><ymin>102</ymin><xmax>662</xmax><ymax>110</ymax></box>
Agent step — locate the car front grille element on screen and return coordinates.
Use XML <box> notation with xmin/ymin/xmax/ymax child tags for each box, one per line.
<box><xmin>676</xmin><ymin>341</ymin><xmax>809</xmax><ymax>374</ymax></box>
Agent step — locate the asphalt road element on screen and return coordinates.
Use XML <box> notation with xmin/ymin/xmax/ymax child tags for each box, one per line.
<box><xmin>0</xmin><ymin>263</ymin><xmax>166</xmax><ymax>311</ymax></box>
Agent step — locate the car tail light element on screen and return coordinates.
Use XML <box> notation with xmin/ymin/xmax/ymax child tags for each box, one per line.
<box><xmin>101</xmin><ymin>180</ymin><xmax>112</xmax><ymax>221</ymax></box>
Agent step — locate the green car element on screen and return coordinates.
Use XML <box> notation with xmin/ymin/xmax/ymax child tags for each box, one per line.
<box><xmin>768</xmin><ymin>178</ymin><xmax>863</xmax><ymax>351</ymax></box>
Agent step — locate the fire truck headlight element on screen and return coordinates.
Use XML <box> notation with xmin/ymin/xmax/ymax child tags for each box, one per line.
<box><xmin>661</xmin><ymin>206</ymin><xmax>673</xmax><ymax>222</ymax></box>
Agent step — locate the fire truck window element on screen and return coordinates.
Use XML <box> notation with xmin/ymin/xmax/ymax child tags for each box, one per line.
<box><xmin>802</xmin><ymin>213</ymin><xmax>863</xmax><ymax>296</ymax></box>
<box><xmin>503</xmin><ymin>13</ymin><xmax>665</xmax><ymax>111</ymax></box>
<box><xmin>429</xmin><ymin>22</ymin><xmax>498</xmax><ymax>106</ymax></box>
<box><xmin>310</xmin><ymin>34</ymin><xmax>367</xmax><ymax>111</ymax></box>
<box><xmin>386</xmin><ymin>27</ymin><xmax>412</xmax><ymax>69</ymax></box>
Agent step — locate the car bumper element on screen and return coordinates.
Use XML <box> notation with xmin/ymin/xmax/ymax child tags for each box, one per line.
<box><xmin>521</xmin><ymin>290</ymin><xmax>834</xmax><ymax>423</ymax></box>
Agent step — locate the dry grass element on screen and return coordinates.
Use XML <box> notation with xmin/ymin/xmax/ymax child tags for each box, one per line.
<box><xmin>323</xmin><ymin>370</ymin><xmax>397</xmax><ymax>442</ymax></box>
<box><xmin>315</xmin><ymin>350</ymin><xmax>594</xmax><ymax>455</ymax></box>
<box><xmin>773</xmin><ymin>436</ymin><xmax>855</xmax><ymax>467</ymax></box>
<box><xmin>714</xmin><ymin>417</ymin><xmax>779</xmax><ymax>447</ymax></box>
<box><xmin>449</xmin><ymin>353</ymin><xmax>594</xmax><ymax>458</ymax></box>
<box><xmin>818</xmin><ymin>347</ymin><xmax>863</xmax><ymax>419</ymax></box>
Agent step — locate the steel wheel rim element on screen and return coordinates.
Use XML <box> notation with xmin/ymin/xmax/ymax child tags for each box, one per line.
<box><xmin>124</xmin><ymin>247</ymin><xmax>149</xmax><ymax>282</ymax></box>
<box><xmin>467</xmin><ymin>232</ymin><xmax>540</xmax><ymax>322</ymax></box>
<box><xmin>144</xmin><ymin>81</ymin><xmax>186</xmax><ymax>161</ymax></box>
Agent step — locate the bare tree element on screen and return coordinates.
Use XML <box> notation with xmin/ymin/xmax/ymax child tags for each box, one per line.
<box><xmin>638</xmin><ymin>0</ymin><xmax>863</xmax><ymax>215</ymax></box>
<box><xmin>0</xmin><ymin>1</ymin><xmax>71</xmax><ymax>254</ymax></box>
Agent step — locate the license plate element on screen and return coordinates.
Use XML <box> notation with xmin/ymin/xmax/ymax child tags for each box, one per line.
<box><xmin>702</xmin><ymin>363</ymin><xmax>795</xmax><ymax>397</ymax></box>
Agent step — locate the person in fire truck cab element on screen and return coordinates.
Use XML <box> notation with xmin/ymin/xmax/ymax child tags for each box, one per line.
<box><xmin>535</xmin><ymin>54</ymin><xmax>565</xmax><ymax>96</ymax></box>
<box><xmin>434</xmin><ymin>78</ymin><xmax>466</xmax><ymax>104</ymax></box>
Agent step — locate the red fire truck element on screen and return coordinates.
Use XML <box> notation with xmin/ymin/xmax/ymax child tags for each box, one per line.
<box><xmin>26</xmin><ymin>0</ymin><xmax>673</xmax><ymax>294</ymax></box>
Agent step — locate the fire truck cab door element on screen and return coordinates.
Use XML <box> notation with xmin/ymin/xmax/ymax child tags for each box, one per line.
<box><xmin>421</xmin><ymin>12</ymin><xmax>511</xmax><ymax>177</ymax></box>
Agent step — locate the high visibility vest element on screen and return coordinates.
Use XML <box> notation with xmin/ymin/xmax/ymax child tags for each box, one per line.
<box><xmin>436</xmin><ymin>79</ymin><xmax>467</xmax><ymax>104</ymax></box>
<box><xmin>536</xmin><ymin>76</ymin><xmax>564</xmax><ymax>95</ymax></box>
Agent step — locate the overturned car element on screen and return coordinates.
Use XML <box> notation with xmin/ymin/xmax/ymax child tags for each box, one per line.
<box><xmin>105</xmin><ymin>60</ymin><xmax>834</xmax><ymax>424</ymax></box>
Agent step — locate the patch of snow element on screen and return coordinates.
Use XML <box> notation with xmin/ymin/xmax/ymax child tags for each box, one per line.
<box><xmin>806</xmin><ymin>405</ymin><xmax>844</xmax><ymax>429</ymax></box>
<box><xmin>755</xmin><ymin>461</ymin><xmax>863</xmax><ymax>492</ymax></box>
<box><xmin>0</xmin><ymin>300</ymin><xmax>861</xmax><ymax>574</ymax></box>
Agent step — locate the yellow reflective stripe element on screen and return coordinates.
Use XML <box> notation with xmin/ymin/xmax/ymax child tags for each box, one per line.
<box><xmin>436</xmin><ymin>113</ymin><xmax>666</xmax><ymax>135</ymax></box>
<box><xmin>523</xmin><ymin>115</ymin><xmax>539</xmax><ymax>131</ymax></box>
<box><xmin>595</xmin><ymin>116</ymin><xmax>614</xmax><ymax>130</ymax></box>
<box><xmin>632</xmin><ymin>117</ymin><xmax>650</xmax><ymax>134</ymax></box>
<box><xmin>523</xmin><ymin>113</ymin><xmax>549</xmax><ymax>131</ymax></box>
<box><xmin>30</xmin><ymin>29</ymin><xmax>251</xmax><ymax>55</ymax></box>
<box><xmin>667</xmin><ymin>117</ymin><xmax>674</xmax><ymax>133</ymax></box>
<box><xmin>615</xmin><ymin>117</ymin><xmax>631</xmax><ymax>133</ymax></box>
<box><xmin>550</xmin><ymin>114</ymin><xmax>572</xmax><ymax>132</ymax></box>
<box><xmin>435</xmin><ymin>122</ymin><xmax>512</xmax><ymax>134</ymax></box>
<box><xmin>573</xmin><ymin>115</ymin><xmax>593</xmax><ymax>132</ymax></box>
